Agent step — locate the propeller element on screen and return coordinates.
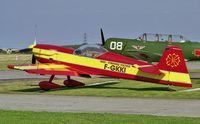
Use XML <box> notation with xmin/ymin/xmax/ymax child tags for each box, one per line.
<box><xmin>29</xmin><ymin>39</ymin><xmax>37</xmax><ymax>64</ymax></box>
<box><xmin>100</xmin><ymin>28</ymin><xmax>105</xmax><ymax>46</ymax></box>
<box><xmin>30</xmin><ymin>24</ymin><xmax>38</xmax><ymax>64</ymax></box>
<box><xmin>32</xmin><ymin>54</ymin><xmax>36</xmax><ymax>64</ymax></box>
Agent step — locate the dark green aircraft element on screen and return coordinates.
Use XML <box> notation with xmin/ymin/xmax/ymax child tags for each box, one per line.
<box><xmin>100</xmin><ymin>29</ymin><xmax>200</xmax><ymax>62</ymax></box>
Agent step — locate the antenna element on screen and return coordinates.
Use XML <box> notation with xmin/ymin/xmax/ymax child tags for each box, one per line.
<box><xmin>34</xmin><ymin>24</ymin><xmax>37</xmax><ymax>45</ymax></box>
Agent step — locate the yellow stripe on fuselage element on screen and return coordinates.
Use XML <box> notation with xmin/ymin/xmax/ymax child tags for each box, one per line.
<box><xmin>33</xmin><ymin>48</ymin><xmax>191</xmax><ymax>84</ymax></box>
<box><xmin>13</xmin><ymin>64</ymin><xmax>67</xmax><ymax>70</ymax></box>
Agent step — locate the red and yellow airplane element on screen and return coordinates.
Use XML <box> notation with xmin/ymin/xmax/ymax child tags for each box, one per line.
<box><xmin>8</xmin><ymin>44</ymin><xmax>192</xmax><ymax>90</ymax></box>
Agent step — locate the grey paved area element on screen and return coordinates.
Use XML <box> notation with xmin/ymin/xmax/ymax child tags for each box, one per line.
<box><xmin>0</xmin><ymin>70</ymin><xmax>199</xmax><ymax>80</ymax></box>
<box><xmin>0</xmin><ymin>70</ymin><xmax>49</xmax><ymax>80</ymax></box>
<box><xmin>186</xmin><ymin>61</ymin><xmax>200</xmax><ymax>70</ymax></box>
<box><xmin>0</xmin><ymin>94</ymin><xmax>199</xmax><ymax>117</ymax></box>
<box><xmin>189</xmin><ymin>72</ymin><xmax>200</xmax><ymax>79</ymax></box>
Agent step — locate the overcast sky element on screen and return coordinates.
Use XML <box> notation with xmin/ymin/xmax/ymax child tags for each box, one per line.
<box><xmin>0</xmin><ymin>0</ymin><xmax>200</xmax><ymax>48</ymax></box>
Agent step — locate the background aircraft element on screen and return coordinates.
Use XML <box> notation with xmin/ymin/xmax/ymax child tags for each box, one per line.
<box><xmin>8</xmin><ymin>43</ymin><xmax>192</xmax><ymax>90</ymax></box>
<box><xmin>1</xmin><ymin>48</ymin><xmax>19</xmax><ymax>54</ymax></box>
<box><xmin>101</xmin><ymin>29</ymin><xmax>200</xmax><ymax>62</ymax></box>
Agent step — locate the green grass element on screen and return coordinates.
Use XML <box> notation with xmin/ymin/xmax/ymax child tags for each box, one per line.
<box><xmin>0</xmin><ymin>54</ymin><xmax>31</xmax><ymax>70</ymax></box>
<box><xmin>0</xmin><ymin>110</ymin><xmax>199</xmax><ymax>124</ymax></box>
<box><xmin>0</xmin><ymin>77</ymin><xmax>200</xmax><ymax>99</ymax></box>
<box><xmin>189</xmin><ymin>69</ymin><xmax>200</xmax><ymax>73</ymax></box>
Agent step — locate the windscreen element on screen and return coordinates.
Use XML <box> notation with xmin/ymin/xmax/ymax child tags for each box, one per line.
<box><xmin>74</xmin><ymin>44</ymin><xmax>108</xmax><ymax>58</ymax></box>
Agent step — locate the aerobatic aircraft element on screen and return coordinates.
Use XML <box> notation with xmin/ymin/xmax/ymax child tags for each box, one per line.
<box><xmin>8</xmin><ymin>43</ymin><xmax>192</xmax><ymax>90</ymax></box>
<box><xmin>100</xmin><ymin>29</ymin><xmax>200</xmax><ymax>62</ymax></box>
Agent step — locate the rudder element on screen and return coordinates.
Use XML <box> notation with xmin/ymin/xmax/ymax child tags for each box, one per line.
<box><xmin>158</xmin><ymin>45</ymin><xmax>188</xmax><ymax>73</ymax></box>
<box><xmin>157</xmin><ymin>45</ymin><xmax>192</xmax><ymax>87</ymax></box>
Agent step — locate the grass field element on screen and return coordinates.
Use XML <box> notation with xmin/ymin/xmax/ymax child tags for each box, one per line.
<box><xmin>189</xmin><ymin>69</ymin><xmax>200</xmax><ymax>73</ymax></box>
<box><xmin>0</xmin><ymin>54</ymin><xmax>31</xmax><ymax>70</ymax></box>
<box><xmin>0</xmin><ymin>110</ymin><xmax>200</xmax><ymax>124</ymax></box>
<box><xmin>0</xmin><ymin>77</ymin><xmax>200</xmax><ymax>99</ymax></box>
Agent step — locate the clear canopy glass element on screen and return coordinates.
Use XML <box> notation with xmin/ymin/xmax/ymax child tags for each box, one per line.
<box><xmin>137</xmin><ymin>33</ymin><xmax>189</xmax><ymax>43</ymax></box>
<box><xmin>74</xmin><ymin>44</ymin><xmax>108</xmax><ymax>58</ymax></box>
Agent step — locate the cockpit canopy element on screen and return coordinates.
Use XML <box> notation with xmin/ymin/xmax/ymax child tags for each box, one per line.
<box><xmin>74</xmin><ymin>44</ymin><xmax>108</xmax><ymax>58</ymax></box>
<box><xmin>137</xmin><ymin>33</ymin><xmax>189</xmax><ymax>43</ymax></box>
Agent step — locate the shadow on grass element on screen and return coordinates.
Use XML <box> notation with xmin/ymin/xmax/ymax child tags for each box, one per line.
<box><xmin>13</xmin><ymin>82</ymin><xmax>176</xmax><ymax>93</ymax></box>
<box><xmin>14</xmin><ymin>82</ymin><xmax>118</xmax><ymax>93</ymax></box>
<box><xmin>13</xmin><ymin>87</ymin><xmax>41</xmax><ymax>92</ymax></box>
<box><xmin>91</xmin><ymin>86</ymin><xmax>176</xmax><ymax>91</ymax></box>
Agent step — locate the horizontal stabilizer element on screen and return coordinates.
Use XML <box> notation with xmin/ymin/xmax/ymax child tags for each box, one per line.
<box><xmin>137</xmin><ymin>65</ymin><xmax>161</xmax><ymax>74</ymax></box>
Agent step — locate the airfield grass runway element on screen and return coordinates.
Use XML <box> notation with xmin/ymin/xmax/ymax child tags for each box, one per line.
<box><xmin>0</xmin><ymin>54</ymin><xmax>31</xmax><ymax>70</ymax></box>
<box><xmin>0</xmin><ymin>77</ymin><xmax>200</xmax><ymax>118</ymax></box>
<box><xmin>0</xmin><ymin>76</ymin><xmax>200</xmax><ymax>99</ymax></box>
<box><xmin>1</xmin><ymin>110</ymin><xmax>200</xmax><ymax>124</ymax></box>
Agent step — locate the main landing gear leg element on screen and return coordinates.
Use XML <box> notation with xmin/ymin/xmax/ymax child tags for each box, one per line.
<box><xmin>67</xmin><ymin>76</ymin><xmax>70</xmax><ymax>81</ymax></box>
<box><xmin>39</xmin><ymin>75</ymin><xmax>62</xmax><ymax>90</ymax></box>
<box><xmin>63</xmin><ymin>76</ymin><xmax>85</xmax><ymax>87</ymax></box>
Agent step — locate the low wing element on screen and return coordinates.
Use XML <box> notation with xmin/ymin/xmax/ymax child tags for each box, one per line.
<box><xmin>7</xmin><ymin>63</ymin><xmax>86</xmax><ymax>76</ymax></box>
<box><xmin>133</xmin><ymin>64</ymin><xmax>162</xmax><ymax>74</ymax></box>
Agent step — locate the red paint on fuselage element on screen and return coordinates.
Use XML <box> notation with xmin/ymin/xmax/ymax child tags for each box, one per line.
<box><xmin>35</xmin><ymin>56</ymin><xmax>192</xmax><ymax>87</ymax></box>
<box><xmin>96</xmin><ymin>52</ymin><xmax>148</xmax><ymax>65</ymax></box>
<box><xmin>32</xmin><ymin>44</ymin><xmax>191</xmax><ymax>87</ymax></box>
<box><xmin>35</xmin><ymin>44</ymin><xmax>74</xmax><ymax>54</ymax></box>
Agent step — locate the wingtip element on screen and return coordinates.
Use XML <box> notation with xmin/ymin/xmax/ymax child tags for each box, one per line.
<box><xmin>7</xmin><ymin>65</ymin><xmax>14</xmax><ymax>69</ymax></box>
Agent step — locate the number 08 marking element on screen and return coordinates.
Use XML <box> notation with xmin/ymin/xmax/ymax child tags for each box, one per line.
<box><xmin>110</xmin><ymin>41</ymin><xmax>123</xmax><ymax>50</ymax></box>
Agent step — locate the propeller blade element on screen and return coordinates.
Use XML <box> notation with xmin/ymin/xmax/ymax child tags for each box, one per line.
<box><xmin>100</xmin><ymin>28</ymin><xmax>105</xmax><ymax>46</ymax></box>
<box><xmin>32</xmin><ymin>55</ymin><xmax>36</xmax><ymax>64</ymax></box>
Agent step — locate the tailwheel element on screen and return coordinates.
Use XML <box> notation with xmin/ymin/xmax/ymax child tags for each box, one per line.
<box><xmin>63</xmin><ymin>76</ymin><xmax>85</xmax><ymax>87</ymax></box>
<box><xmin>39</xmin><ymin>81</ymin><xmax>62</xmax><ymax>90</ymax></box>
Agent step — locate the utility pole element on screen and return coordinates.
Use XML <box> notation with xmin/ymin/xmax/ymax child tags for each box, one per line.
<box><xmin>83</xmin><ymin>33</ymin><xmax>87</xmax><ymax>44</ymax></box>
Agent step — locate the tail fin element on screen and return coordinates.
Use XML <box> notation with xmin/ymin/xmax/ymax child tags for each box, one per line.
<box><xmin>158</xmin><ymin>45</ymin><xmax>188</xmax><ymax>73</ymax></box>
<box><xmin>158</xmin><ymin>45</ymin><xmax>192</xmax><ymax>87</ymax></box>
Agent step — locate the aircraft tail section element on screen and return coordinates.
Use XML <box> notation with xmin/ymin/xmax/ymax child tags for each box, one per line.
<box><xmin>158</xmin><ymin>45</ymin><xmax>188</xmax><ymax>73</ymax></box>
<box><xmin>157</xmin><ymin>45</ymin><xmax>192</xmax><ymax>87</ymax></box>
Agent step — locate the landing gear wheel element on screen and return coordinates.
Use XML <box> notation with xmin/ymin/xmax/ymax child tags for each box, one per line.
<box><xmin>39</xmin><ymin>81</ymin><xmax>61</xmax><ymax>90</ymax></box>
<box><xmin>63</xmin><ymin>79</ymin><xmax>85</xmax><ymax>87</ymax></box>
